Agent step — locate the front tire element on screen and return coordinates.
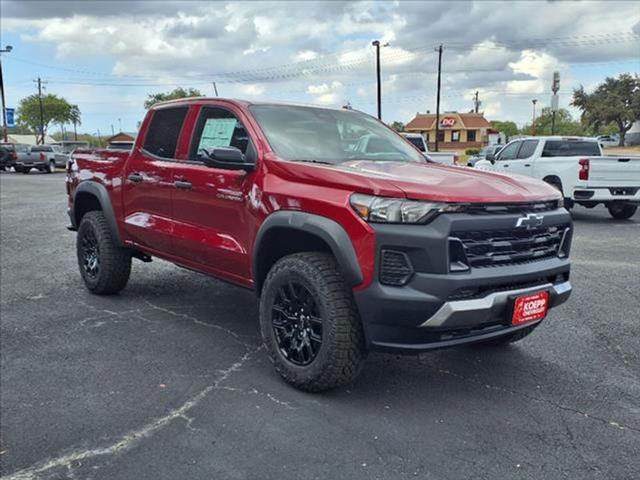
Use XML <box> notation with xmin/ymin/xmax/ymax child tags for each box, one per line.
<box><xmin>607</xmin><ymin>203</ymin><xmax>637</xmax><ymax>220</ymax></box>
<box><xmin>259</xmin><ymin>252</ymin><xmax>366</xmax><ymax>392</ymax></box>
<box><xmin>77</xmin><ymin>211</ymin><xmax>131</xmax><ymax>294</ymax></box>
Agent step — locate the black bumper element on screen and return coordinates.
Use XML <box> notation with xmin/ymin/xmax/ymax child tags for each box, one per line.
<box><xmin>353</xmin><ymin>208</ymin><xmax>573</xmax><ymax>354</ymax></box>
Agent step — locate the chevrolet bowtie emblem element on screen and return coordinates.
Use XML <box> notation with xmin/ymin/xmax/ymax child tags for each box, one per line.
<box><xmin>515</xmin><ymin>213</ymin><xmax>544</xmax><ymax>229</ymax></box>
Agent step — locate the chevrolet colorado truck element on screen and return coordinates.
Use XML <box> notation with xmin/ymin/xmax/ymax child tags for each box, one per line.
<box><xmin>475</xmin><ymin>136</ymin><xmax>640</xmax><ymax>219</ymax></box>
<box><xmin>66</xmin><ymin>99</ymin><xmax>572</xmax><ymax>391</ymax></box>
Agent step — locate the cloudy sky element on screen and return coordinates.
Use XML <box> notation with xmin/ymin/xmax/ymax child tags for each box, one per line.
<box><xmin>1</xmin><ymin>0</ymin><xmax>639</xmax><ymax>135</ymax></box>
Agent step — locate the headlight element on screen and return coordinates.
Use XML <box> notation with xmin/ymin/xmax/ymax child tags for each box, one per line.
<box><xmin>350</xmin><ymin>193</ymin><xmax>463</xmax><ymax>224</ymax></box>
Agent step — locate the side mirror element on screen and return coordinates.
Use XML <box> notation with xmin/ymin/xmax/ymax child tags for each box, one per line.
<box><xmin>486</xmin><ymin>152</ymin><xmax>496</xmax><ymax>163</ymax></box>
<box><xmin>202</xmin><ymin>147</ymin><xmax>255</xmax><ymax>171</ymax></box>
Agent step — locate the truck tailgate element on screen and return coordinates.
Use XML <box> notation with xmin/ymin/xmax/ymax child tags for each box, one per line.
<box><xmin>588</xmin><ymin>156</ymin><xmax>640</xmax><ymax>185</ymax></box>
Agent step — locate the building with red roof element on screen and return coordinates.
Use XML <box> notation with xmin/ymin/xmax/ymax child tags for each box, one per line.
<box><xmin>405</xmin><ymin>111</ymin><xmax>498</xmax><ymax>150</ymax></box>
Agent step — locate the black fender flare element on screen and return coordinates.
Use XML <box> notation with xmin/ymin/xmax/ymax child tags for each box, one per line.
<box><xmin>73</xmin><ymin>181</ymin><xmax>122</xmax><ymax>245</ymax></box>
<box><xmin>253</xmin><ymin>211</ymin><xmax>363</xmax><ymax>291</ymax></box>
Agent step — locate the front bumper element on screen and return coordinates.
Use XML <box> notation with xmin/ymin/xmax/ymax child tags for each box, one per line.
<box><xmin>353</xmin><ymin>208</ymin><xmax>573</xmax><ymax>354</ymax></box>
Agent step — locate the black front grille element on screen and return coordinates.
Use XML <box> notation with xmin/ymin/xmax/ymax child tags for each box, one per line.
<box><xmin>452</xmin><ymin>224</ymin><xmax>570</xmax><ymax>268</ymax></box>
<box><xmin>463</xmin><ymin>201</ymin><xmax>559</xmax><ymax>215</ymax></box>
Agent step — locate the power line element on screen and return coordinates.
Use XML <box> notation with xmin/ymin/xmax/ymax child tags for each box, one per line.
<box><xmin>6</xmin><ymin>31</ymin><xmax>637</xmax><ymax>87</ymax></box>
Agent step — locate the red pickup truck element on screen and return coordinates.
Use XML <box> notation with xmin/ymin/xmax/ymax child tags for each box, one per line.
<box><xmin>66</xmin><ymin>98</ymin><xmax>572</xmax><ymax>391</ymax></box>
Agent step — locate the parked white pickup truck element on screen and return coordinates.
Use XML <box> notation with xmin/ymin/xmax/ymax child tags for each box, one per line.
<box><xmin>475</xmin><ymin>136</ymin><xmax>640</xmax><ymax>219</ymax></box>
<box><xmin>401</xmin><ymin>133</ymin><xmax>458</xmax><ymax>165</ymax></box>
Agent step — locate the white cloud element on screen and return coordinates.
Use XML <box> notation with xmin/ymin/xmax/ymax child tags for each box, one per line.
<box><xmin>3</xmin><ymin>0</ymin><xmax>638</xmax><ymax>130</ymax></box>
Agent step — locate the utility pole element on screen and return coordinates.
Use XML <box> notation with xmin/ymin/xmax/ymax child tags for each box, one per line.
<box><xmin>531</xmin><ymin>99</ymin><xmax>538</xmax><ymax>136</ymax></box>
<box><xmin>434</xmin><ymin>44</ymin><xmax>443</xmax><ymax>152</ymax></box>
<box><xmin>212</xmin><ymin>82</ymin><xmax>219</xmax><ymax>97</ymax></box>
<box><xmin>33</xmin><ymin>77</ymin><xmax>47</xmax><ymax>145</ymax></box>
<box><xmin>111</xmin><ymin>124</ymin><xmax>115</xmax><ymax>136</ymax></box>
<box><xmin>474</xmin><ymin>90</ymin><xmax>480</xmax><ymax>113</ymax></box>
<box><xmin>372</xmin><ymin>40</ymin><xmax>382</xmax><ymax>120</ymax></box>
<box><xmin>551</xmin><ymin>71</ymin><xmax>560</xmax><ymax>135</ymax></box>
<box><xmin>0</xmin><ymin>45</ymin><xmax>13</xmax><ymax>143</ymax></box>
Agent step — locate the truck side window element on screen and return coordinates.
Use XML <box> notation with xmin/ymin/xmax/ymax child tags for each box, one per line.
<box><xmin>190</xmin><ymin>107</ymin><xmax>250</xmax><ymax>161</ymax></box>
<box><xmin>496</xmin><ymin>141</ymin><xmax>520</xmax><ymax>161</ymax></box>
<box><xmin>143</xmin><ymin>107</ymin><xmax>188</xmax><ymax>159</ymax></box>
<box><xmin>516</xmin><ymin>140</ymin><xmax>538</xmax><ymax>159</ymax></box>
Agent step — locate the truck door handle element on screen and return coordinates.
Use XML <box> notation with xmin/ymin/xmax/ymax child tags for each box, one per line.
<box><xmin>174</xmin><ymin>180</ymin><xmax>192</xmax><ymax>190</ymax></box>
<box><xmin>503</xmin><ymin>164</ymin><xmax>509</xmax><ymax>167</ymax></box>
<box><xmin>524</xmin><ymin>164</ymin><xmax>531</xmax><ymax>167</ymax></box>
<box><xmin>128</xmin><ymin>173</ymin><xmax>143</xmax><ymax>183</ymax></box>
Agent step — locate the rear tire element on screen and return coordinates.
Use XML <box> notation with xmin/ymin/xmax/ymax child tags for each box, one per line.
<box><xmin>47</xmin><ymin>161</ymin><xmax>56</xmax><ymax>173</ymax></box>
<box><xmin>478</xmin><ymin>324</ymin><xmax>538</xmax><ymax>347</ymax></box>
<box><xmin>607</xmin><ymin>203</ymin><xmax>637</xmax><ymax>220</ymax></box>
<box><xmin>259</xmin><ymin>252</ymin><xmax>366</xmax><ymax>392</ymax></box>
<box><xmin>77</xmin><ymin>211</ymin><xmax>131</xmax><ymax>294</ymax></box>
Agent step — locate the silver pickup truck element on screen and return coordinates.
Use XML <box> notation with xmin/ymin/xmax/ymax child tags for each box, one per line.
<box><xmin>14</xmin><ymin>145</ymin><xmax>62</xmax><ymax>174</ymax></box>
<box><xmin>400</xmin><ymin>133</ymin><xmax>459</xmax><ymax>165</ymax></box>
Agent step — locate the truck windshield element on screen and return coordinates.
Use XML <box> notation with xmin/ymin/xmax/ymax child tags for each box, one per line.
<box><xmin>250</xmin><ymin>105</ymin><xmax>425</xmax><ymax>164</ymax></box>
<box><xmin>541</xmin><ymin>140</ymin><xmax>600</xmax><ymax>157</ymax></box>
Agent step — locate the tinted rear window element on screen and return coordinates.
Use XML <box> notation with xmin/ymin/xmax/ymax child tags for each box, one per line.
<box><xmin>406</xmin><ymin>136</ymin><xmax>425</xmax><ymax>152</ymax></box>
<box><xmin>541</xmin><ymin>140</ymin><xmax>600</xmax><ymax>157</ymax></box>
<box><xmin>30</xmin><ymin>146</ymin><xmax>52</xmax><ymax>152</ymax></box>
<box><xmin>143</xmin><ymin>107</ymin><xmax>188</xmax><ymax>158</ymax></box>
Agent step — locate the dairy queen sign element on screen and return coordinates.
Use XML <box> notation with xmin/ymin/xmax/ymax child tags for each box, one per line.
<box><xmin>440</xmin><ymin>117</ymin><xmax>456</xmax><ymax>127</ymax></box>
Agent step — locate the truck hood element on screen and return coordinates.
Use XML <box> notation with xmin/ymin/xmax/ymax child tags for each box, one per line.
<box><xmin>269</xmin><ymin>158</ymin><xmax>561</xmax><ymax>203</ymax></box>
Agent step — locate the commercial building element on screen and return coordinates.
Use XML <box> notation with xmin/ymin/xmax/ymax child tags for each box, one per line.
<box><xmin>405</xmin><ymin>112</ymin><xmax>499</xmax><ymax>150</ymax></box>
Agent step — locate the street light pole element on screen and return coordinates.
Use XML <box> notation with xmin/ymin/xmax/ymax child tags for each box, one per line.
<box><xmin>531</xmin><ymin>99</ymin><xmax>538</xmax><ymax>136</ymax></box>
<box><xmin>372</xmin><ymin>40</ymin><xmax>382</xmax><ymax>120</ymax></box>
<box><xmin>0</xmin><ymin>45</ymin><xmax>13</xmax><ymax>143</ymax></box>
<box><xmin>371</xmin><ymin>40</ymin><xmax>389</xmax><ymax>121</ymax></box>
<box><xmin>435</xmin><ymin>44</ymin><xmax>443</xmax><ymax>152</ymax></box>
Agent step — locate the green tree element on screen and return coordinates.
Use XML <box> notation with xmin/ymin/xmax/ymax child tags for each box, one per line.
<box><xmin>522</xmin><ymin>108</ymin><xmax>585</xmax><ymax>136</ymax></box>
<box><xmin>389</xmin><ymin>121</ymin><xmax>405</xmax><ymax>132</ymax></box>
<box><xmin>16</xmin><ymin>94</ymin><xmax>77</xmax><ymax>143</ymax></box>
<box><xmin>572</xmin><ymin>73</ymin><xmax>640</xmax><ymax>146</ymax></box>
<box><xmin>144</xmin><ymin>87</ymin><xmax>203</xmax><ymax>109</ymax></box>
<box><xmin>490</xmin><ymin>120</ymin><xmax>518</xmax><ymax>139</ymax></box>
<box><xmin>69</xmin><ymin>105</ymin><xmax>82</xmax><ymax>140</ymax></box>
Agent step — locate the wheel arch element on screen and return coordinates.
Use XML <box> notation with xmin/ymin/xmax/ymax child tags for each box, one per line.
<box><xmin>73</xmin><ymin>181</ymin><xmax>122</xmax><ymax>245</ymax></box>
<box><xmin>542</xmin><ymin>174</ymin><xmax>563</xmax><ymax>194</ymax></box>
<box><xmin>253</xmin><ymin>211</ymin><xmax>363</xmax><ymax>295</ymax></box>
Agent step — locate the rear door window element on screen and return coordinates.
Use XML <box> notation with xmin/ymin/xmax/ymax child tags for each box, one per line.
<box><xmin>143</xmin><ymin>107</ymin><xmax>188</xmax><ymax>159</ymax></box>
<box><xmin>541</xmin><ymin>140</ymin><xmax>600</xmax><ymax>157</ymax></box>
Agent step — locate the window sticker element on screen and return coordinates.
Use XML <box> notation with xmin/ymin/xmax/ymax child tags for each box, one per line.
<box><xmin>198</xmin><ymin>118</ymin><xmax>238</xmax><ymax>150</ymax></box>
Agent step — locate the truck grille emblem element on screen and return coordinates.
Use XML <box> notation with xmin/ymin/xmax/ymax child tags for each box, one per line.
<box><xmin>515</xmin><ymin>213</ymin><xmax>544</xmax><ymax>230</ymax></box>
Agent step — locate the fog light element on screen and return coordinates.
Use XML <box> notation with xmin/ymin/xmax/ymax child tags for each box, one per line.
<box><xmin>380</xmin><ymin>250</ymin><xmax>413</xmax><ymax>286</ymax></box>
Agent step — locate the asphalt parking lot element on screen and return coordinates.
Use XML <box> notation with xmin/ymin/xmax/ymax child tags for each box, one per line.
<box><xmin>1</xmin><ymin>172</ymin><xmax>639</xmax><ymax>480</ymax></box>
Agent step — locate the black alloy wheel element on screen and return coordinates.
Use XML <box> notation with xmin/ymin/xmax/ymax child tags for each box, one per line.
<box><xmin>272</xmin><ymin>281</ymin><xmax>323</xmax><ymax>366</ymax></box>
<box><xmin>81</xmin><ymin>226</ymin><xmax>100</xmax><ymax>279</ymax></box>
